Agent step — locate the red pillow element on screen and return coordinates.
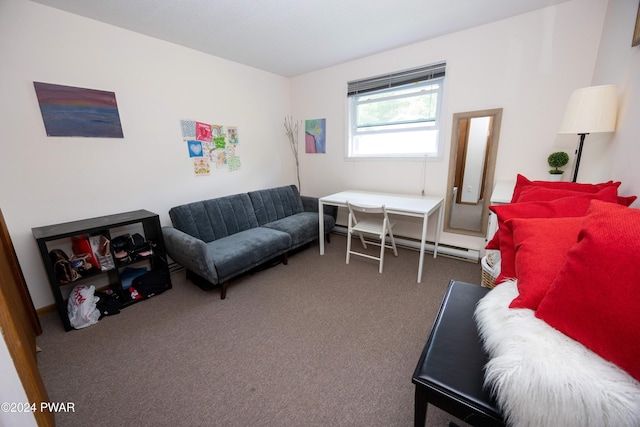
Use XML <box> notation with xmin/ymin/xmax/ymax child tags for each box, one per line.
<box><xmin>618</xmin><ymin>195</ymin><xmax>637</xmax><ymax>207</ymax></box>
<box><xmin>486</xmin><ymin>187</ymin><xmax>569</xmax><ymax>251</ymax></box>
<box><xmin>536</xmin><ymin>200</ymin><xmax>640</xmax><ymax>381</ymax></box>
<box><xmin>508</xmin><ymin>217</ymin><xmax>583</xmax><ymax>310</ymax></box>
<box><xmin>518</xmin><ymin>185</ymin><xmax>637</xmax><ymax>207</ymax></box>
<box><xmin>491</xmin><ymin>186</ymin><xmax>618</xmax><ymax>283</ymax></box>
<box><xmin>485</xmin><ymin>233</ymin><xmax>500</xmax><ymax>250</ymax></box>
<box><xmin>510</xmin><ymin>174</ymin><xmax>619</xmax><ymax>203</ymax></box>
<box><xmin>517</xmin><ymin>186</ymin><xmax>596</xmax><ymax>203</ymax></box>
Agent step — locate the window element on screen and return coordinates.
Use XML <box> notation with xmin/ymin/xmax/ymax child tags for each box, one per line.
<box><xmin>347</xmin><ymin>62</ymin><xmax>446</xmax><ymax>159</ymax></box>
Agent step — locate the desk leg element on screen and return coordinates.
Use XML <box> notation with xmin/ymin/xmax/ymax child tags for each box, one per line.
<box><xmin>433</xmin><ymin>203</ymin><xmax>443</xmax><ymax>258</ymax></box>
<box><xmin>417</xmin><ymin>213</ymin><xmax>428</xmax><ymax>283</ymax></box>
<box><xmin>319</xmin><ymin>201</ymin><xmax>325</xmax><ymax>255</ymax></box>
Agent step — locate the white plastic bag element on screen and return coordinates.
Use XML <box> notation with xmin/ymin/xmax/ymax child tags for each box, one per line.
<box><xmin>67</xmin><ymin>284</ymin><xmax>100</xmax><ymax>329</ymax></box>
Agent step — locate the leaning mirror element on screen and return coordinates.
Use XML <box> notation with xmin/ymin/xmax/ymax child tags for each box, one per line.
<box><xmin>444</xmin><ymin>108</ymin><xmax>503</xmax><ymax>237</ymax></box>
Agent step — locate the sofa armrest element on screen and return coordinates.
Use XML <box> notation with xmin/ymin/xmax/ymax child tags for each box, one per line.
<box><xmin>162</xmin><ymin>226</ymin><xmax>219</xmax><ymax>284</ymax></box>
<box><xmin>301</xmin><ymin>195</ymin><xmax>338</xmax><ymax>219</ymax></box>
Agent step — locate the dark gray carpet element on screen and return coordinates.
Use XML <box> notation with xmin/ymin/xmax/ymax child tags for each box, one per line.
<box><xmin>36</xmin><ymin>233</ymin><xmax>481</xmax><ymax>426</ymax></box>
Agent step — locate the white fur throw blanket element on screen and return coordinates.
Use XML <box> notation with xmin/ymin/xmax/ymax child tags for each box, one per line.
<box><xmin>474</xmin><ymin>280</ymin><xmax>640</xmax><ymax>427</ymax></box>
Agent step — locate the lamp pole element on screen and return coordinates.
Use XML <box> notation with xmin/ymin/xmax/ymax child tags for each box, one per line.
<box><xmin>572</xmin><ymin>133</ymin><xmax>588</xmax><ymax>182</ymax></box>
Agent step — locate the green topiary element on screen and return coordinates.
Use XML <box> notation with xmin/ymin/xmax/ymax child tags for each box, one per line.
<box><xmin>548</xmin><ymin>151</ymin><xmax>569</xmax><ymax>174</ymax></box>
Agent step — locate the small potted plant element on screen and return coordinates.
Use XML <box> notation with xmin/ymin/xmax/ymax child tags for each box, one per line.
<box><xmin>547</xmin><ymin>151</ymin><xmax>569</xmax><ymax>181</ymax></box>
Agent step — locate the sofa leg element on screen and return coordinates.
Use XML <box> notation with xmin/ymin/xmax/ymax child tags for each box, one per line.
<box><xmin>283</xmin><ymin>253</ymin><xmax>288</xmax><ymax>265</ymax></box>
<box><xmin>220</xmin><ymin>281</ymin><xmax>228</xmax><ymax>299</ymax></box>
<box><xmin>326</xmin><ymin>233</ymin><xmax>331</xmax><ymax>244</ymax></box>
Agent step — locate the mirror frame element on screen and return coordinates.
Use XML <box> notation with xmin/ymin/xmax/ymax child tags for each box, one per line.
<box><xmin>444</xmin><ymin>108</ymin><xmax>503</xmax><ymax>237</ymax></box>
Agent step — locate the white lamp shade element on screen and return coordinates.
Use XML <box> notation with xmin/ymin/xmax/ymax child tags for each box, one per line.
<box><xmin>558</xmin><ymin>84</ymin><xmax>617</xmax><ymax>134</ymax></box>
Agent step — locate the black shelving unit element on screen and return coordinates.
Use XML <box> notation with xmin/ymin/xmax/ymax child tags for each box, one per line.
<box><xmin>32</xmin><ymin>209</ymin><xmax>171</xmax><ymax>331</ymax></box>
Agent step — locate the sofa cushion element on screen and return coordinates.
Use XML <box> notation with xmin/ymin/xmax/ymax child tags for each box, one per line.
<box><xmin>169</xmin><ymin>193</ymin><xmax>259</xmax><ymax>243</ymax></box>
<box><xmin>249</xmin><ymin>185</ymin><xmax>305</xmax><ymax>225</ymax></box>
<box><xmin>262</xmin><ymin>212</ymin><xmax>335</xmax><ymax>248</ymax></box>
<box><xmin>207</xmin><ymin>227</ymin><xmax>291</xmax><ymax>282</ymax></box>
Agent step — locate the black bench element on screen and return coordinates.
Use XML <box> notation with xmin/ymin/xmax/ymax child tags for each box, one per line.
<box><xmin>412</xmin><ymin>280</ymin><xmax>505</xmax><ymax>427</ymax></box>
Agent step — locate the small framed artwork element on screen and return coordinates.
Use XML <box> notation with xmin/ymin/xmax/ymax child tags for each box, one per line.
<box><xmin>305</xmin><ymin>118</ymin><xmax>326</xmax><ymax>153</ymax></box>
<box><xmin>633</xmin><ymin>2</ymin><xmax>640</xmax><ymax>47</ymax></box>
<box><xmin>34</xmin><ymin>82</ymin><xmax>124</xmax><ymax>138</ymax></box>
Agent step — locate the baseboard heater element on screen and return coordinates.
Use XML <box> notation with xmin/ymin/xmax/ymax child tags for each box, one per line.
<box><xmin>332</xmin><ymin>226</ymin><xmax>480</xmax><ymax>263</ymax></box>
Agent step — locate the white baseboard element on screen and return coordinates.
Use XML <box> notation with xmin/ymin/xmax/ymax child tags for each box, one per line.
<box><xmin>332</xmin><ymin>225</ymin><xmax>480</xmax><ymax>263</ymax></box>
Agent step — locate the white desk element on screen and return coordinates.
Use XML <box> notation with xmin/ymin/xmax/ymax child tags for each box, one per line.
<box><xmin>319</xmin><ymin>190</ymin><xmax>444</xmax><ymax>283</ymax></box>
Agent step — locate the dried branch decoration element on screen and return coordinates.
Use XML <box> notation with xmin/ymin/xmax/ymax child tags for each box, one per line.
<box><xmin>284</xmin><ymin>115</ymin><xmax>301</xmax><ymax>191</ymax></box>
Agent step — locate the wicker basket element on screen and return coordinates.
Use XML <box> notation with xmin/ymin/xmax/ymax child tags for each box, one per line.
<box><xmin>481</xmin><ymin>251</ymin><xmax>500</xmax><ymax>289</ymax></box>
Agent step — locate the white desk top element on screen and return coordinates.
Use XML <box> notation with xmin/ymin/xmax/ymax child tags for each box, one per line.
<box><xmin>320</xmin><ymin>190</ymin><xmax>443</xmax><ymax>216</ymax></box>
<box><xmin>319</xmin><ymin>190</ymin><xmax>444</xmax><ymax>281</ymax></box>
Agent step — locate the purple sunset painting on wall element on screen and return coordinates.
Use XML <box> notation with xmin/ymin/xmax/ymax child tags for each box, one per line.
<box><xmin>34</xmin><ymin>82</ymin><xmax>124</xmax><ymax>138</ymax></box>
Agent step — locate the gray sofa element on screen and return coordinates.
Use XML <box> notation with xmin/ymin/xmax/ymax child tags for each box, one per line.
<box><xmin>162</xmin><ymin>185</ymin><xmax>336</xmax><ymax>298</ymax></box>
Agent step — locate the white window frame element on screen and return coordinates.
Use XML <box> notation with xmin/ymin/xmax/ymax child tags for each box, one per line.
<box><xmin>346</xmin><ymin>63</ymin><xmax>446</xmax><ymax>161</ymax></box>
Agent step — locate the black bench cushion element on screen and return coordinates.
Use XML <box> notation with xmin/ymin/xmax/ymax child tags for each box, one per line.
<box><xmin>412</xmin><ymin>280</ymin><xmax>504</xmax><ymax>425</ymax></box>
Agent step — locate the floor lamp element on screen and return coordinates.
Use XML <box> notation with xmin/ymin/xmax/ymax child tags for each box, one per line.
<box><xmin>558</xmin><ymin>85</ymin><xmax>618</xmax><ymax>182</ymax></box>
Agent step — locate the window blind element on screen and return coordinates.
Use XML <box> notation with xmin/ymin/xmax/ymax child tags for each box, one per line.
<box><xmin>347</xmin><ymin>62</ymin><xmax>446</xmax><ymax>97</ymax></box>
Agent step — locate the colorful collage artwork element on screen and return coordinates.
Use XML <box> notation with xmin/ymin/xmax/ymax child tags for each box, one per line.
<box><xmin>180</xmin><ymin>119</ymin><xmax>241</xmax><ymax>176</ymax></box>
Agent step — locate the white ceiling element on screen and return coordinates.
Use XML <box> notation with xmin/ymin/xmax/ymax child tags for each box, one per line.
<box><xmin>31</xmin><ymin>0</ymin><xmax>571</xmax><ymax>77</ymax></box>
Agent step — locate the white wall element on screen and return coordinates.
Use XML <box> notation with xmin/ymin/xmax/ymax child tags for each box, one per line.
<box><xmin>291</xmin><ymin>0</ymin><xmax>608</xmax><ymax>249</ymax></box>
<box><xmin>0</xmin><ymin>0</ymin><xmax>293</xmax><ymax>308</ymax></box>
<box><xmin>581</xmin><ymin>0</ymin><xmax>640</xmax><ymax>201</ymax></box>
